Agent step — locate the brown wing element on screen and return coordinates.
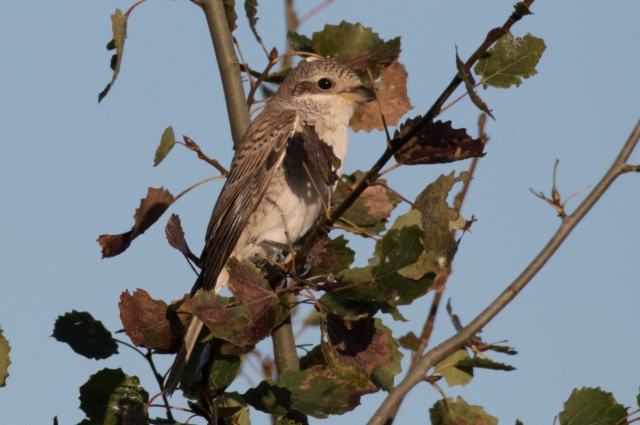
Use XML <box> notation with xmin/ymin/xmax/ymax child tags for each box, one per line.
<box><xmin>193</xmin><ymin>108</ymin><xmax>298</xmax><ymax>294</ymax></box>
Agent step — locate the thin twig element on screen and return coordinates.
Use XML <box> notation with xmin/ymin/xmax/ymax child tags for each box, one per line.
<box><xmin>367</xmin><ymin>119</ymin><xmax>640</xmax><ymax>425</ymax></box>
<box><xmin>171</xmin><ymin>175</ymin><xmax>226</xmax><ymax>204</ymax></box>
<box><xmin>144</xmin><ymin>350</ymin><xmax>174</xmax><ymax>421</ymax></box>
<box><xmin>298</xmin><ymin>0</ymin><xmax>333</xmax><ymax>26</ymax></box>
<box><xmin>180</xmin><ymin>136</ymin><xmax>229</xmax><ymax>175</ymax></box>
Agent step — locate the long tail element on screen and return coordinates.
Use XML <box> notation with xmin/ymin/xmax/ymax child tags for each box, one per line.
<box><xmin>164</xmin><ymin>316</ymin><xmax>204</xmax><ymax>396</ymax></box>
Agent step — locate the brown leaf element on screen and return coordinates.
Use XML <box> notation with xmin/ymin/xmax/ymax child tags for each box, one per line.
<box><xmin>165</xmin><ymin>214</ymin><xmax>194</xmax><ymax>257</ymax></box>
<box><xmin>332</xmin><ymin>171</ymin><xmax>400</xmax><ymax>233</ymax></box>
<box><xmin>98</xmin><ymin>187</ymin><xmax>173</xmax><ymax>258</ymax></box>
<box><xmin>118</xmin><ymin>289</ymin><xmax>193</xmax><ymax>353</ymax></box>
<box><xmin>397</xmin><ymin>331</ymin><xmax>421</xmax><ymax>351</ymax></box>
<box><xmin>323</xmin><ymin>315</ymin><xmax>393</xmax><ymax>376</ymax></box>
<box><xmin>311</xmin><ymin>365</ymin><xmax>378</xmax><ymax>413</ymax></box>
<box><xmin>394</xmin><ymin>118</ymin><xmax>485</xmax><ymax>165</ymax></box>
<box><xmin>350</xmin><ymin>61</ymin><xmax>413</xmax><ymax>132</ymax></box>
<box><xmin>301</xmin><ymin>124</ymin><xmax>341</xmax><ymax>185</ymax></box>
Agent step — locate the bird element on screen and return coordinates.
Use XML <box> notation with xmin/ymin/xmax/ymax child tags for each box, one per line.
<box><xmin>165</xmin><ymin>58</ymin><xmax>376</xmax><ymax>394</ymax></box>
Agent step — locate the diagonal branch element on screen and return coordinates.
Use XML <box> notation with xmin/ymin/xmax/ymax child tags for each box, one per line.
<box><xmin>290</xmin><ymin>0</ymin><xmax>535</xmax><ymax>271</ymax></box>
<box><xmin>366</xmin><ymin>119</ymin><xmax>640</xmax><ymax>425</ymax></box>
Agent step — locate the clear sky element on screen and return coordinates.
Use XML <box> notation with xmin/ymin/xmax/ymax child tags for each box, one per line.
<box><xmin>1</xmin><ymin>1</ymin><xmax>639</xmax><ymax>424</ymax></box>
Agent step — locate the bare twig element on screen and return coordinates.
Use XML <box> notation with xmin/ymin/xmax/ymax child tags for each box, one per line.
<box><xmin>367</xmin><ymin>119</ymin><xmax>640</xmax><ymax>425</ymax></box>
<box><xmin>180</xmin><ymin>136</ymin><xmax>229</xmax><ymax>175</ymax></box>
<box><xmin>171</xmin><ymin>175</ymin><xmax>226</xmax><ymax>204</ymax></box>
<box><xmin>298</xmin><ymin>0</ymin><xmax>333</xmax><ymax>26</ymax></box>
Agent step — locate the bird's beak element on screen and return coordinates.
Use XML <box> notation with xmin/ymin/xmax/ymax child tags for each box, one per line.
<box><xmin>340</xmin><ymin>85</ymin><xmax>376</xmax><ymax>103</ymax></box>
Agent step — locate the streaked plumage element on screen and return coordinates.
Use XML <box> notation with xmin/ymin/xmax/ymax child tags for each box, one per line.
<box><xmin>165</xmin><ymin>58</ymin><xmax>375</xmax><ymax>394</ymax></box>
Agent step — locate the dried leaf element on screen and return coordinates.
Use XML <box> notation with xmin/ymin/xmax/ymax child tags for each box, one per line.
<box><xmin>244</xmin><ymin>0</ymin><xmax>261</xmax><ymax>42</ymax></box>
<box><xmin>165</xmin><ymin>214</ymin><xmax>194</xmax><ymax>258</ymax></box>
<box><xmin>97</xmin><ymin>187</ymin><xmax>173</xmax><ymax>258</ymax></box>
<box><xmin>393</xmin><ymin>118</ymin><xmax>485</xmax><ymax>165</ymax></box>
<box><xmin>397</xmin><ymin>331</ymin><xmax>420</xmax><ymax>351</ymax></box>
<box><xmin>99</xmin><ymin>10</ymin><xmax>127</xmax><ymax>103</ymax></box>
<box><xmin>222</xmin><ymin>0</ymin><xmax>238</xmax><ymax>33</ymax></box>
<box><xmin>153</xmin><ymin>126</ymin><xmax>175</xmax><ymax>167</ymax></box>
<box><xmin>301</xmin><ymin>124</ymin><xmax>341</xmax><ymax>185</ymax></box>
<box><xmin>118</xmin><ymin>289</ymin><xmax>193</xmax><ymax>353</ymax></box>
<box><xmin>350</xmin><ymin>62</ymin><xmax>413</xmax><ymax>132</ymax></box>
<box><xmin>457</xmin><ymin>52</ymin><xmax>494</xmax><ymax>119</ymax></box>
<box><xmin>474</xmin><ymin>32</ymin><xmax>546</xmax><ymax>89</ymax></box>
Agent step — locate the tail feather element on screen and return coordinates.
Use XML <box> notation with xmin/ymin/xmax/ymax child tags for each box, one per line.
<box><xmin>164</xmin><ymin>316</ymin><xmax>204</xmax><ymax>396</ymax></box>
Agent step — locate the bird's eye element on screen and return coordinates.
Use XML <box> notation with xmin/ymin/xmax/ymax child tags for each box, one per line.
<box><xmin>317</xmin><ymin>78</ymin><xmax>333</xmax><ymax>90</ymax></box>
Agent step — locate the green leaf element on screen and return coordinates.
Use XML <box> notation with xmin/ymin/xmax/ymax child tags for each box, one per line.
<box><xmin>415</xmin><ymin>171</ymin><xmax>469</xmax><ymax>270</ymax></box>
<box><xmin>216</xmin><ymin>392</ymin><xmax>250</xmax><ymax>425</ymax></box>
<box><xmin>332</xmin><ymin>171</ymin><xmax>401</xmax><ymax>235</ymax></box>
<box><xmin>52</xmin><ymin>311</ymin><xmax>118</xmax><ymax>360</ymax></box>
<box><xmin>153</xmin><ymin>126</ymin><xmax>175</xmax><ymax>167</ymax></box>
<box><xmin>455</xmin><ymin>356</ymin><xmax>516</xmax><ymax>372</ymax></box>
<box><xmin>434</xmin><ymin>349</ymin><xmax>473</xmax><ymax>387</ymax></box>
<box><xmin>209</xmin><ymin>354</ymin><xmax>241</xmax><ymax>392</ymax></box>
<box><xmin>558</xmin><ymin>387</ymin><xmax>628</xmax><ymax>425</ymax></box>
<box><xmin>79</xmin><ymin>368</ymin><xmax>149</xmax><ymax>425</ymax></box>
<box><xmin>335</xmin><ymin>223</ymin><xmax>433</xmax><ymax>304</ymax></box>
<box><xmin>515</xmin><ymin>420</ymin><xmax>524</xmax><ymax>425</ymax></box>
<box><xmin>485</xmin><ymin>344</ymin><xmax>518</xmax><ymax>355</ymax></box>
<box><xmin>637</xmin><ymin>386</ymin><xmax>640</xmax><ymax>408</ymax></box>
<box><xmin>287</xmin><ymin>32</ymin><xmax>313</xmax><ymax>52</ymax></box>
<box><xmin>244</xmin><ymin>0</ymin><xmax>261</xmax><ymax>42</ymax></box>
<box><xmin>318</xmin><ymin>292</ymin><xmax>377</xmax><ymax>320</ymax></box>
<box><xmin>307</xmin><ymin>236</ymin><xmax>355</xmax><ymax>279</ymax></box>
<box><xmin>0</xmin><ymin>328</ymin><xmax>10</xmax><ymax>387</ymax></box>
<box><xmin>474</xmin><ymin>32</ymin><xmax>546</xmax><ymax>89</ymax></box>
<box><xmin>430</xmin><ymin>396</ymin><xmax>498</xmax><ymax>425</ymax></box>
<box><xmin>222</xmin><ymin>0</ymin><xmax>238</xmax><ymax>33</ymax></box>
<box><xmin>193</xmin><ymin>259</ymin><xmax>288</xmax><ymax>346</ymax></box>
<box><xmin>244</xmin><ymin>368</ymin><xmax>350</xmax><ymax>418</ymax></box>
<box><xmin>310</xmin><ymin>21</ymin><xmax>401</xmax><ymax>80</ymax></box>
<box><xmin>369</xmin><ymin>318</ymin><xmax>402</xmax><ymax>391</ymax></box>
<box><xmin>99</xmin><ymin>9</ymin><xmax>127</xmax><ymax>103</ymax></box>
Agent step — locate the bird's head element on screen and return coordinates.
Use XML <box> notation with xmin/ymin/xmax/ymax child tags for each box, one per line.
<box><xmin>276</xmin><ymin>58</ymin><xmax>376</xmax><ymax>110</ymax></box>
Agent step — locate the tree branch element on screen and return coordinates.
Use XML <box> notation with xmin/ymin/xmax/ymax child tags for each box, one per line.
<box><xmin>198</xmin><ymin>0</ymin><xmax>252</xmax><ymax>148</ymax></box>
<box><xmin>367</xmin><ymin>118</ymin><xmax>640</xmax><ymax>425</ymax></box>
<box><xmin>290</xmin><ymin>0</ymin><xmax>535</xmax><ymax>273</ymax></box>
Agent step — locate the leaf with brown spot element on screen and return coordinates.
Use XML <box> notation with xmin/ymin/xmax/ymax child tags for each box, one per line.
<box><xmin>321</xmin><ymin>315</ymin><xmax>402</xmax><ymax>391</ymax></box>
<box><xmin>222</xmin><ymin>0</ymin><xmax>238</xmax><ymax>32</ymax></box>
<box><xmin>394</xmin><ymin>118</ymin><xmax>486</xmax><ymax>165</ymax></box>
<box><xmin>97</xmin><ymin>187</ymin><xmax>173</xmax><ymax>258</ymax></box>
<box><xmin>306</xmin><ymin>235</ymin><xmax>355</xmax><ymax>278</ymax></box>
<box><xmin>332</xmin><ymin>171</ymin><xmax>400</xmax><ymax>235</ymax></box>
<box><xmin>193</xmin><ymin>259</ymin><xmax>288</xmax><ymax>346</ymax></box>
<box><xmin>350</xmin><ymin>62</ymin><xmax>413</xmax><ymax>132</ymax></box>
<box><xmin>118</xmin><ymin>289</ymin><xmax>193</xmax><ymax>353</ymax></box>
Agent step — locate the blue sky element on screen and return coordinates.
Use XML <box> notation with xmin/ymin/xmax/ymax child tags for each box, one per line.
<box><xmin>1</xmin><ymin>1</ymin><xmax>639</xmax><ymax>424</ymax></box>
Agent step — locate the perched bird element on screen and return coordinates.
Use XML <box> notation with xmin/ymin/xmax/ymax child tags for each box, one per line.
<box><xmin>165</xmin><ymin>58</ymin><xmax>376</xmax><ymax>394</ymax></box>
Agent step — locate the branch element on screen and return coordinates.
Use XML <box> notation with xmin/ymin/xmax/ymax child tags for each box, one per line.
<box><xmin>289</xmin><ymin>0</ymin><xmax>534</xmax><ymax>273</ymax></box>
<box><xmin>367</xmin><ymin>119</ymin><xmax>640</xmax><ymax>425</ymax></box>
<box><xmin>197</xmin><ymin>0</ymin><xmax>252</xmax><ymax>148</ymax></box>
